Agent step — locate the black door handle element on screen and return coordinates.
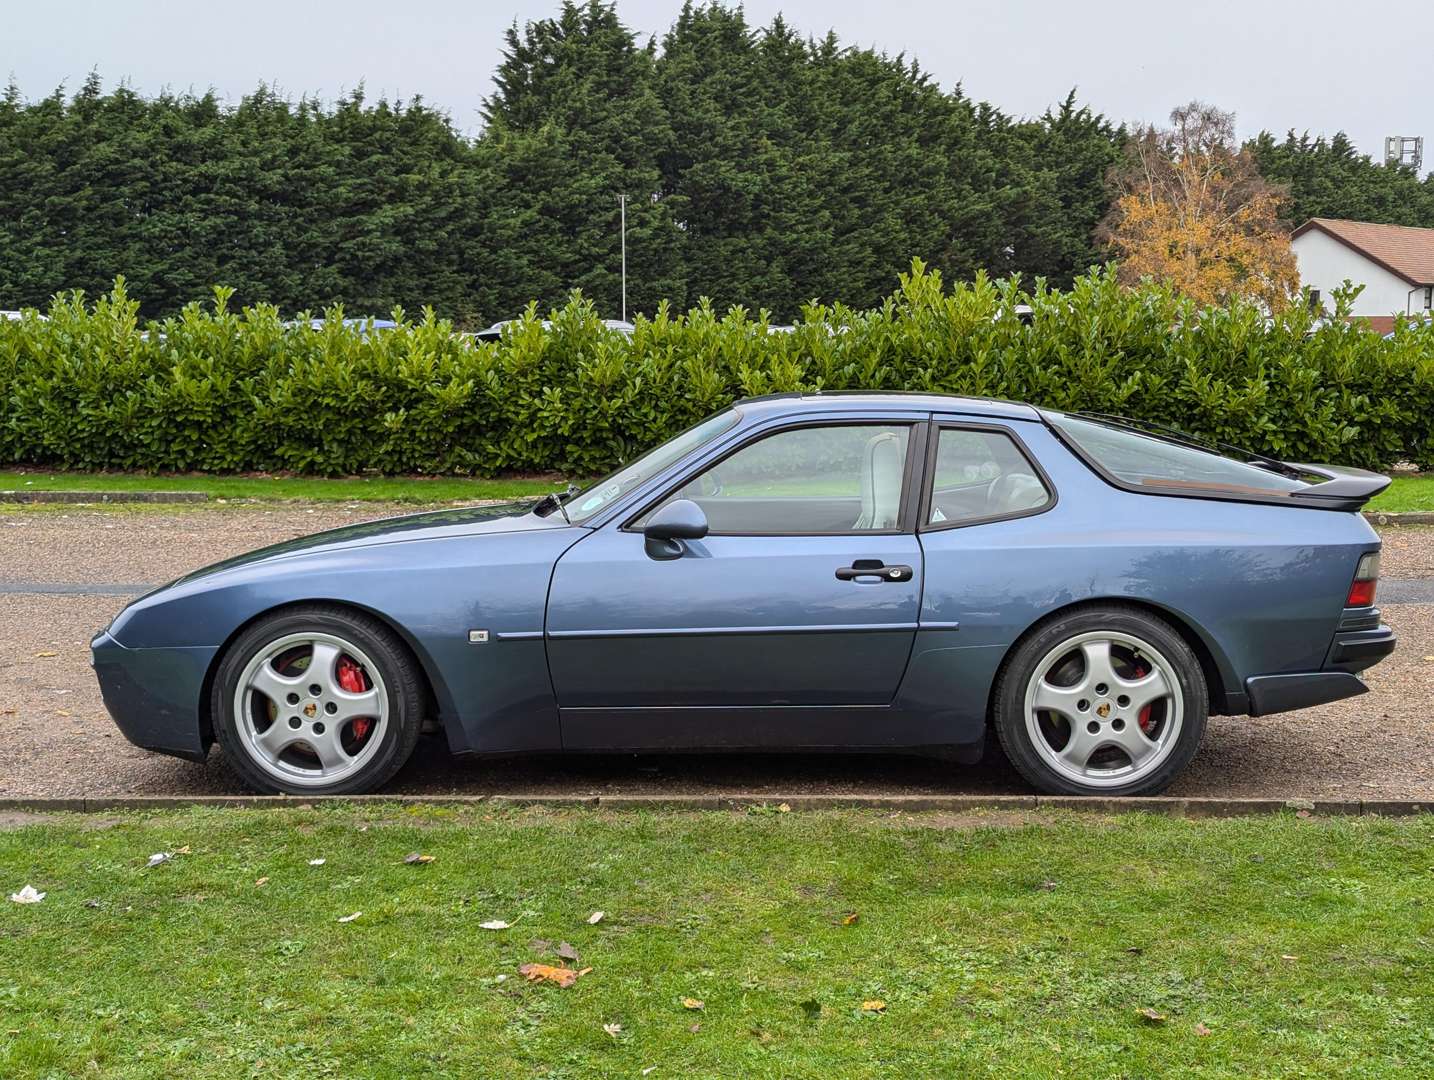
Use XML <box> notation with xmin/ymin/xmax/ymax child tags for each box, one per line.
<box><xmin>836</xmin><ymin>561</ymin><xmax>914</xmax><ymax>582</ymax></box>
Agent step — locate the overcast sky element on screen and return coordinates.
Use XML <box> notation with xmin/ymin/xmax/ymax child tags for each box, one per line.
<box><xmin>3</xmin><ymin>0</ymin><xmax>1424</xmax><ymax>160</ymax></box>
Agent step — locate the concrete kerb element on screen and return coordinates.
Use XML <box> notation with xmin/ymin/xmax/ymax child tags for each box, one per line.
<box><xmin>0</xmin><ymin>794</ymin><xmax>1425</xmax><ymax>815</ymax></box>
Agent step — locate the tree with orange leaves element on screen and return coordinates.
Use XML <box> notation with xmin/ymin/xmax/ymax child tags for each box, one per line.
<box><xmin>1101</xmin><ymin>102</ymin><xmax>1299</xmax><ymax>310</ymax></box>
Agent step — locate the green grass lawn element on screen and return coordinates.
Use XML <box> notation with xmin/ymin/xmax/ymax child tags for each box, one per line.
<box><xmin>0</xmin><ymin>469</ymin><xmax>557</xmax><ymax>504</ymax></box>
<box><xmin>3</xmin><ymin>467</ymin><xmax>1431</xmax><ymax>512</ymax></box>
<box><xmin>1367</xmin><ymin>474</ymin><xmax>1434</xmax><ymax>512</ymax></box>
<box><xmin>1</xmin><ymin>806</ymin><xmax>1430</xmax><ymax>1079</ymax></box>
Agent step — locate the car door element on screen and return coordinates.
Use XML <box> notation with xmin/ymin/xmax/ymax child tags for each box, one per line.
<box><xmin>546</xmin><ymin>418</ymin><xmax>927</xmax><ymax>747</ymax></box>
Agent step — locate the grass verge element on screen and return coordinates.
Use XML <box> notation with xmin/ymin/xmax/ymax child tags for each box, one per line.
<box><xmin>2</xmin><ymin>468</ymin><xmax>1431</xmax><ymax>512</ymax></box>
<box><xmin>1</xmin><ymin>806</ymin><xmax>1430</xmax><ymax>1078</ymax></box>
<box><xmin>1367</xmin><ymin>474</ymin><xmax>1434</xmax><ymax>512</ymax></box>
<box><xmin>0</xmin><ymin>469</ymin><xmax>557</xmax><ymax>504</ymax></box>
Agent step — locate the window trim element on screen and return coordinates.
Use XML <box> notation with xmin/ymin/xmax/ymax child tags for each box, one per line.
<box><xmin>621</xmin><ymin>418</ymin><xmax>929</xmax><ymax>537</ymax></box>
<box><xmin>916</xmin><ymin>421</ymin><xmax>1058</xmax><ymax>533</ymax></box>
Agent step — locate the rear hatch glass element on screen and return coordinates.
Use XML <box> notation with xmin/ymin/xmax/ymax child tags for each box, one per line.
<box><xmin>1046</xmin><ymin>413</ymin><xmax>1313</xmax><ymax>497</ymax></box>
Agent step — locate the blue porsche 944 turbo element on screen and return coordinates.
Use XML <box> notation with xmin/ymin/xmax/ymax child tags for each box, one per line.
<box><xmin>92</xmin><ymin>393</ymin><xmax>1395</xmax><ymax>796</ymax></box>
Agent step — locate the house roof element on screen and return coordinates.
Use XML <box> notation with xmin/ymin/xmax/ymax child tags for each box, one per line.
<box><xmin>1292</xmin><ymin>217</ymin><xmax>1434</xmax><ymax>286</ymax></box>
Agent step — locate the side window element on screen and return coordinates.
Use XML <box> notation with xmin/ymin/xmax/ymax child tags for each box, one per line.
<box><xmin>926</xmin><ymin>428</ymin><xmax>1051</xmax><ymax>526</ymax></box>
<box><xmin>638</xmin><ymin>424</ymin><xmax>911</xmax><ymax>534</ymax></box>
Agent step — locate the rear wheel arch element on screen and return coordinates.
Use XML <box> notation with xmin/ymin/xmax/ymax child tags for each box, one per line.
<box><xmin>199</xmin><ymin>598</ymin><xmax>452</xmax><ymax>750</ymax></box>
<box><xmin>986</xmin><ymin>597</ymin><xmax>1233</xmax><ymax>727</ymax></box>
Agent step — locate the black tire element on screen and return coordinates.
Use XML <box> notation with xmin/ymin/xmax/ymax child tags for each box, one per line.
<box><xmin>992</xmin><ymin>604</ymin><xmax>1208</xmax><ymax>796</ymax></box>
<box><xmin>212</xmin><ymin>604</ymin><xmax>425</xmax><ymax>795</ymax></box>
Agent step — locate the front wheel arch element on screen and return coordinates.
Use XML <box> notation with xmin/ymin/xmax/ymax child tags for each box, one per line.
<box><xmin>198</xmin><ymin>598</ymin><xmax>449</xmax><ymax>752</ymax></box>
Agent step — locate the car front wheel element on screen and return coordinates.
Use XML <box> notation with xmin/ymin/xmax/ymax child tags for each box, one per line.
<box><xmin>212</xmin><ymin>605</ymin><xmax>424</xmax><ymax>795</ymax></box>
<box><xmin>993</xmin><ymin>605</ymin><xmax>1208</xmax><ymax>796</ymax></box>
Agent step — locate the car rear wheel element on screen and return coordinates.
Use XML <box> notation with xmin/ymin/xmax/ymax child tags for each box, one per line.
<box><xmin>212</xmin><ymin>605</ymin><xmax>424</xmax><ymax>795</ymax></box>
<box><xmin>992</xmin><ymin>606</ymin><xmax>1207</xmax><ymax>796</ymax></box>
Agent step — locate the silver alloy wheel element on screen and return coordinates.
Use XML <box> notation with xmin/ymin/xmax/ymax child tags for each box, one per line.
<box><xmin>1022</xmin><ymin>630</ymin><xmax>1184</xmax><ymax>789</ymax></box>
<box><xmin>232</xmin><ymin>631</ymin><xmax>389</xmax><ymax>789</ymax></box>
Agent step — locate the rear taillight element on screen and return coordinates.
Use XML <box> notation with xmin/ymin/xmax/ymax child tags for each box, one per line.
<box><xmin>1347</xmin><ymin>552</ymin><xmax>1380</xmax><ymax>607</ymax></box>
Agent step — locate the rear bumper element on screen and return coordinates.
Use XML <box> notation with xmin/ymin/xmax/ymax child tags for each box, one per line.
<box><xmin>91</xmin><ymin>630</ymin><xmax>216</xmax><ymax>763</ymax></box>
<box><xmin>1245</xmin><ymin>622</ymin><xmax>1396</xmax><ymax>717</ymax></box>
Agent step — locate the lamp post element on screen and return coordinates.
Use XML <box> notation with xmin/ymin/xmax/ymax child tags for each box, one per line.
<box><xmin>618</xmin><ymin>193</ymin><xmax>627</xmax><ymax>323</ymax></box>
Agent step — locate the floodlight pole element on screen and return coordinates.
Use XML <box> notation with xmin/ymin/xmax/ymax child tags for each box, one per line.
<box><xmin>618</xmin><ymin>193</ymin><xmax>628</xmax><ymax>323</ymax></box>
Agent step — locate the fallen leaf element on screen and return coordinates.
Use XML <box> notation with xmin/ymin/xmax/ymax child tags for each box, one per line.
<box><xmin>587</xmin><ymin>910</ymin><xmax>605</xmax><ymax>924</ymax></box>
<box><xmin>479</xmin><ymin>920</ymin><xmax>511</xmax><ymax>931</ymax></box>
<box><xmin>518</xmin><ymin>963</ymin><xmax>578</xmax><ymax>988</ymax></box>
<box><xmin>577</xmin><ymin>967</ymin><xmax>593</xmax><ymax>977</ymax></box>
<box><xmin>146</xmin><ymin>852</ymin><xmax>171</xmax><ymax>868</ymax></box>
<box><xmin>1195</xmin><ymin>1022</ymin><xmax>1213</xmax><ymax>1036</ymax></box>
<box><xmin>682</xmin><ymin>997</ymin><xmax>704</xmax><ymax>1010</ymax></box>
<box><xmin>56</xmin><ymin>709</ymin><xmax>71</xmax><ymax>717</ymax></box>
<box><xmin>861</xmin><ymin>1000</ymin><xmax>887</xmax><ymax>1013</ymax></box>
<box><xmin>602</xmin><ymin>1022</ymin><xmax>622</xmax><ymax>1037</ymax></box>
<box><xmin>841</xmin><ymin>912</ymin><xmax>860</xmax><ymax>926</ymax></box>
<box><xmin>1295</xmin><ymin>809</ymin><xmax>1312</xmax><ymax>819</ymax></box>
<box><xmin>338</xmin><ymin>912</ymin><xmax>362</xmax><ymax>923</ymax></box>
<box><xmin>34</xmin><ymin>651</ymin><xmax>57</xmax><ymax>658</ymax></box>
<box><xmin>254</xmin><ymin>876</ymin><xmax>269</xmax><ymax>888</ymax></box>
<box><xmin>1281</xmin><ymin>954</ymin><xmax>1299</xmax><ymax>961</ymax></box>
<box><xmin>9</xmin><ymin>885</ymin><xmax>44</xmax><ymax>904</ymax></box>
<box><xmin>642</xmin><ymin>1068</ymin><xmax>657</xmax><ymax>1077</ymax></box>
<box><xmin>174</xmin><ymin>846</ymin><xmax>190</xmax><ymax>855</ymax></box>
<box><xmin>1137</xmin><ymin>1008</ymin><xmax>1167</xmax><ymax>1023</ymax></box>
<box><xmin>556</xmin><ymin>941</ymin><xmax>580</xmax><ymax>962</ymax></box>
<box><xmin>777</xmin><ymin>802</ymin><xmax>791</xmax><ymax>813</ymax></box>
<box><xmin>403</xmin><ymin>853</ymin><xmax>435</xmax><ymax>864</ymax></box>
<box><xmin>308</xmin><ymin>858</ymin><xmax>326</xmax><ymax>867</ymax></box>
<box><xmin>688</xmin><ymin>1023</ymin><xmax>701</xmax><ymax>1033</ymax></box>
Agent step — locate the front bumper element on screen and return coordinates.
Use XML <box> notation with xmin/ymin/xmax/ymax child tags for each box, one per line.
<box><xmin>1245</xmin><ymin>620</ymin><xmax>1396</xmax><ymax>717</ymax></box>
<box><xmin>91</xmin><ymin>630</ymin><xmax>218</xmax><ymax>762</ymax></box>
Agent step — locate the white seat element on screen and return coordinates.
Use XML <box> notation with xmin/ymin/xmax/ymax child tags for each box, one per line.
<box><xmin>855</xmin><ymin>432</ymin><xmax>904</xmax><ymax>530</ymax></box>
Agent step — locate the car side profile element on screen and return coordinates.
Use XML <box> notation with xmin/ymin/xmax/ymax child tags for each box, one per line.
<box><xmin>92</xmin><ymin>393</ymin><xmax>1396</xmax><ymax>797</ymax></box>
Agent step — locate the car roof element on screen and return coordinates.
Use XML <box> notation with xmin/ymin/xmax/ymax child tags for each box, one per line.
<box><xmin>734</xmin><ymin>391</ymin><xmax>1042</xmax><ymax>421</ymax></box>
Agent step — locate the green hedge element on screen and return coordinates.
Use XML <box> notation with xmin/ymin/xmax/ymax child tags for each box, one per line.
<box><xmin>3</xmin><ymin>262</ymin><xmax>1434</xmax><ymax>477</ymax></box>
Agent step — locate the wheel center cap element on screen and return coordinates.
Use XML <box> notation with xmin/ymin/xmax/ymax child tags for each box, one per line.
<box><xmin>1095</xmin><ymin>702</ymin><xmax>1111</xmax><ymax>718</ymax></box>
<box><xmin>303</xmin><ymin>703</ymin><xmax>318</xmax><ymax>718</ymax></box>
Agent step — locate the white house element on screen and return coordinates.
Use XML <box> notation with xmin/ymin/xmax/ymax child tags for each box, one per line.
<box><xmin>1291</xmin><ymin>217</ymin><xmax>1434</xmax><ymax>333</ymax></box>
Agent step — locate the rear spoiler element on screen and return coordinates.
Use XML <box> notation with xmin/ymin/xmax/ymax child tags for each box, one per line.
<box><xmin>1286</xmin><ymin>464</ymin><xmax>1392</xmax><ymax>510</ymax></box>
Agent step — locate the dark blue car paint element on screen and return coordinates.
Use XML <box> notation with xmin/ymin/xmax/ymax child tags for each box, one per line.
<box><xmin>92</xmin><ymin>393</ymin><xmax>1389</xmax><ymax>766</ymax></box>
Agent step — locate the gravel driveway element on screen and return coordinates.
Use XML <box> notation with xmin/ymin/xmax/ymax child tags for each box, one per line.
<box><xmin>2</xmin><ymin>507</ymin><xmax>1431</xmax><ymax>800</ymax></box>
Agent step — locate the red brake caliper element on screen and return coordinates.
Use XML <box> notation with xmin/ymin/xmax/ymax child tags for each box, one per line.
<box><xmin>1133</xmin><ymin>662</ymin><xmax>1154</xmax><ymax>734</ymax></box>
<box><xmin>336</xmin><ymin>657</ymin><xmax>372</xmax><ymax>741</ymax></box>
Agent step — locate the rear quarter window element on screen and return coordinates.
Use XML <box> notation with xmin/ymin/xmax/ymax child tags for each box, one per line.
<box><xmin>1048</xmin><ymin>414</ymin><xmax>1310</xmax><ymax>496</ymax></box>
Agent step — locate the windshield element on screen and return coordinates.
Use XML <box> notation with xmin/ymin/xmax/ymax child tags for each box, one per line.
<box><xmin>564</xmin><ymin>409</ymin><xmax>741</xmax><ymax>523</ymax></box>
<box><xmin>1047</xmin><ymin>413</ymin><xmax>1311</xmax><ymax>496</ymax></box>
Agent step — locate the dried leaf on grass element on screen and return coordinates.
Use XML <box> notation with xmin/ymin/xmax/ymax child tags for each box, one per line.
<box><xmin>479</xmin><ymin>920</ymin><xmax>511</xmax><ymax>930</ymax></box>
<box><xmin>403</xmin><ymin>853</ymin><xmax>435</xmax><ymax>865</ymax></box>
<box><xmin>337</xmin><ymin>912</ymin><xmax>362</xmax><ymax>923</ymax></box>
<box><xmin>1137</xmin><ymin>1007</ymin><xmax>1167</xmax><ymax>1023</ymax></box>
<box><xmin>254</xmin><ymin>876</ymin><xmax>269</xmax><ymax>888</ymax></box>
<box><xmin>1195</xmin><ymin>1022</ymin><xmax>1213</xmax><ymax>1036</ymax></box>
<box><xmin>556</xmin><ymin>941</ymin><xmax>580</xmax><ymax>962</ymax></box>
<box><xmin>861</xmin><ymin>1000</ymin><xmax>886</xmax><ymax>1013</ymax></box>
<box><xmin>587</xmin><ymin>910</ymin><xmax>604</xmax><ymax>924</ymax></box>
<box><xmin>602</xmin><ymin>1022</ymin><xmax>622</xmax><ymax>1037</ymax></box>
<box><xmin>682</xmin><ymin>997</ymin><xmax>704</xmax><ymax>1010</ymax></box>
<box><xmin>841</xmin><ymin>912</ymin><xmax>859</xmax><ymax>926</ymax></box>
<box><xmin>519</xmin><ymin>963</ymin><xmax>579</xmax><ymax>988</ymax></box>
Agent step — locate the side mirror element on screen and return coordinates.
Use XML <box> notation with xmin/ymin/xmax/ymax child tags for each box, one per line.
<box><xmin>643</xmin><ymin>499</ymin><xmax>708</xmax><ymax>559</ymax></box>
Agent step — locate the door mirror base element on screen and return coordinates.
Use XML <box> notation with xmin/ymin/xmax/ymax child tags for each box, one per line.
<box><xmin>642</xmin><ymin>499</ymin><xmax>708</xmax><ymax>560</ymax></box>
